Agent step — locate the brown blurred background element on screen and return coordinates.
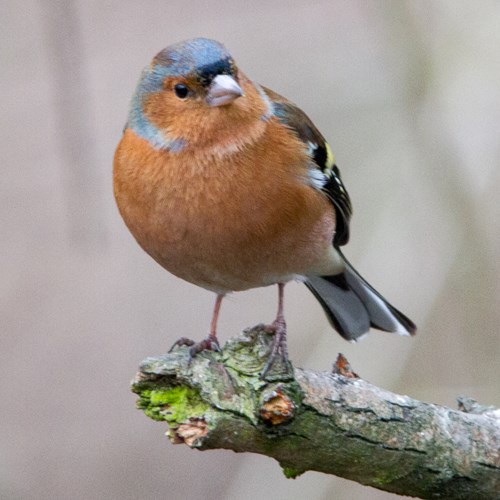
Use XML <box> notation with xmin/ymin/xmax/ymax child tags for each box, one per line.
<box><xmin>2</xmin><ymin>1</ymin><xmax>499</xmax><ymax>499</ymax></box>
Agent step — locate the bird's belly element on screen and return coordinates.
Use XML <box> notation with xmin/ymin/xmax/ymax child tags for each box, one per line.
<box><xmin>114</xmin><ymin>130</ymin><xmax>337</xmax><ymax>293</ymax></box>
<box><xmin>132</xmin><ymin>203</ymin><xmax>333</xmax><ymax>293</ymax></box>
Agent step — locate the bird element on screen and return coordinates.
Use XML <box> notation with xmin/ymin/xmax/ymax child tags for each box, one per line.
<box><xmin>113</xmin><ymin>37</ymin><xmax>416</xmax><ymax>376</ymax></box>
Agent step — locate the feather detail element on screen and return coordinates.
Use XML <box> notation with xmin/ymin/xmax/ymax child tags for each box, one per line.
<box><xmin>306</xmin><ymin>250</ymin><xmax>416</xmax><ymax>340</ymax></box>
<box><xmin>262</xmin><ymin>87</ymin><xmax>353</xmax><ymax>246</ymax></box>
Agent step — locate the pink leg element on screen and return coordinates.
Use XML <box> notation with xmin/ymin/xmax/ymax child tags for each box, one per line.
<box><xmin>261</xmin><ymin>283</ymin><xmax>290</xmax><ymax>378</ymax></box>
<box><xmin>274</xmin><ymin>282</ymin><xmax>286</xmax><ymax>327</ymax></box>
<box><xmin>169</xmin><ymin>293</ymin><xmax>224</xmax><ymax>355</ymax></box>
<box><xmin>209</xmin><ymin>293</ymin><xmax>224</xmax><ymax>340</ymax></box>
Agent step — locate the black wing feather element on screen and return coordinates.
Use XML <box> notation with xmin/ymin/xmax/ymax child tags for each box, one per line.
<box><xmin>262</xmin><ymin>87</ymin><xmax>353</xmax><ymax>246</ymax></box>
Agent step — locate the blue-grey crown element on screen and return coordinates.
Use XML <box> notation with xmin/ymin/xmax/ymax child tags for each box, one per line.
<box><xmin>154</xmin><ymin>38</ymin><xmax>233</xmax><ymax>80</ymax></box>
<box><xmin>136</xmin><ymin>38</ymin><xmax>234</xmax><ymax>95</ymax></box>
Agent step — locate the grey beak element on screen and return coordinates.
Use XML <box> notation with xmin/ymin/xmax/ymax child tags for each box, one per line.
<box><xmin>206</xmin><ymin>74</ymin><xmax>243</xmax><ymax>107</ymax></box>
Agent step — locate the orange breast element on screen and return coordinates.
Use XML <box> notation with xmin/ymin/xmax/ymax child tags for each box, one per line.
<box><xmin>113</xmin><ymin>124</ymin><xmax>336</xmax><ymax>292</ymax></box>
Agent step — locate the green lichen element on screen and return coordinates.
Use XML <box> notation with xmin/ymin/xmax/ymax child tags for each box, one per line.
<box><xmin>137</xmin><ymin>386</ymin><xmax>209</xmax><ymax>424</ymax></box>
<box><xmin>281</xmin><ymin>466</ymin><xmax>304</xmax><ymax>479</ymax></box>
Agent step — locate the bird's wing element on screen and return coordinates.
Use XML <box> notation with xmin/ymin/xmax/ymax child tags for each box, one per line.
<box><xmin>262</xmin><ymin>86</ymin><xmax>352</xmax><ymax>246</ymax></box>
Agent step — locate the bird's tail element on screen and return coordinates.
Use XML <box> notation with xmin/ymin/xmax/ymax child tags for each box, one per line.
<box><xmin>305</xmin><ymin>252</ymin><xmax>416</xmax><ymax>341</ymax></box>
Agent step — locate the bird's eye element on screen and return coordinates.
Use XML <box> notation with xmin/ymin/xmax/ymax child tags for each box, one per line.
<box><xmin>174</xmin><ymin>84</ymin><xmax>189</xmax><ymax>99</ymax></box>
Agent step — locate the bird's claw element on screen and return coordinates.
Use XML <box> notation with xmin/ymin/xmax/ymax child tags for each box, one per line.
<box><xmin>261</xmin><ymin>318</ymin><xmax>290</xmax><ymax>380</ymax></box>
<box><xmin>168</xmin><ymin>337</ymin><xmax>195</xmax><ymax>352</ymax></box>
<box><xmin>168</xmin><ymin>335</ymin><xmax>220</xmax><ymax>363</ymax></box>
<box><xmin>188</xmin><ymin>336</ymin><xmax>221</xmax><ymax>357</ymax></box>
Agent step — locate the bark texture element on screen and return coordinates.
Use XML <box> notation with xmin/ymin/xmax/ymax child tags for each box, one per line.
<box><xmin>132</xmin><ymin>326</ymin><xmax>500</xmax><ymax>499</ymax></box>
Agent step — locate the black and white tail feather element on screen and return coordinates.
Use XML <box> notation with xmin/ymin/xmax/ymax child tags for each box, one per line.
<box><xmin>305</xmin><ymin>251</ymin><xmax>416</xmax><ymax>341</ymax></box>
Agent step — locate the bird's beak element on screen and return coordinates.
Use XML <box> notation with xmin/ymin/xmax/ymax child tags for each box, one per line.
<box><xmin>206</xmin><ymin>74</ymin><xmax>244</xmax><ymax>107</ymax></box>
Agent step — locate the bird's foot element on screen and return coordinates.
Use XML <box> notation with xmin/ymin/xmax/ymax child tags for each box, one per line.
<box><xmin>169</xmin><ymin>337</ymin><xmax>195</xmax><ymax>351</ymax></box>
<box><xmin>169</xmin><ymin>335</ymin><xmax>220</xmax><ymax>360</ymax></box>
<box><xmin>261</xmin><ymin>317</ymin><xmax>291</xmax><ymax>380</ymax></box>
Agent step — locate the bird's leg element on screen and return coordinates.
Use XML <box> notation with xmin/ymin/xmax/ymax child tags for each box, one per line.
<box><xmin>195</xmin><ymin>292</ymin><xmax>224</xmax><ymax>353</ymax></box>
<box><xmin>261</xmin><ymin>283</ymin><xmax>289</xmax><ymax>378</ymax></box>
<box><xmin>169</xmin><ymin>294</ymin><xmax>224</xmax><ymax>356</ymax></box>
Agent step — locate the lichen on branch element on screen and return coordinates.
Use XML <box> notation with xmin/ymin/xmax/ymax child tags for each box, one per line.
<box><xmin>132</xmin><ymin>326</ymin><xmax>500</xmax><ymax>499</ymax></box>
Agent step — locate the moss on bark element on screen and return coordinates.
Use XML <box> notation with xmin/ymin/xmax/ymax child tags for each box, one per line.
<box><xmin>132</xmin><ymin>326</ymin><xmax>500</xmax><ymax>499</ymax></box>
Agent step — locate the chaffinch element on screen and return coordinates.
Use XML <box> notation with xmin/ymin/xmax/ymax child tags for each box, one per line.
<box><xmin>114</xmin><ymin>38</ymin><xmax>416</xmax><ymax>375</ymax></box>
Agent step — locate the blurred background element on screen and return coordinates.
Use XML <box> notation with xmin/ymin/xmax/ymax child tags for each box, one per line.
<box><xmin>2</xmin><ymin>1</ymin><xmax>499</xmax><ymax>498</ymax></box>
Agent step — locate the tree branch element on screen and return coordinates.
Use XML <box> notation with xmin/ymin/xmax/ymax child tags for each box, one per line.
<box><xmin>132</xmin><ymin>326</ymin><xmax>500</xmax><ymax>499</ymax></box>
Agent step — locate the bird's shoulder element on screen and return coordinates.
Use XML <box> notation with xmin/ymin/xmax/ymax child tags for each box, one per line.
<box><xmin>261</xmin><ymin>86</ymin><xmax>353</xmax><ymax>246</ymax></box>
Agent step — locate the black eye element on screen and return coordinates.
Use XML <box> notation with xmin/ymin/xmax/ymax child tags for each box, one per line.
<box><xmin>174</xmin><ymin>84</ymin><xmax>189</xmax><ymax>99</ymax></box>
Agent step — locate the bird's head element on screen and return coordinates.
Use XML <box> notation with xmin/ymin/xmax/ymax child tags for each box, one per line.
<box><xmin>128</xmin><ymin>38</ymin><xmax>271</xmax><ymax>152</ymax></box>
